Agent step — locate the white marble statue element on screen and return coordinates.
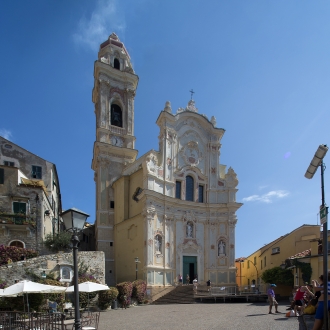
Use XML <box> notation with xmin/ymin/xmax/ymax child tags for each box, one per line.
<box><xmin>187</xmin><ymin>223</ymin><xmax>193</xmax><ymax>238</ymax></box>
<box><xmin>218</xmin><ymin>241</ymin><xmax>226</xmax><ymax>256</ymax></box>
<box><xmin>155</xmin><ymin>235</ymin><xmax>162</xmax><ymax>252</ymax></box>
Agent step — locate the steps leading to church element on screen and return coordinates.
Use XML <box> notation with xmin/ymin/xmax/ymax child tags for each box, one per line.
<box><xmin>152</xmin><ymin>285</ymin><xmax>196</xmax><ymax>304</ymax></box>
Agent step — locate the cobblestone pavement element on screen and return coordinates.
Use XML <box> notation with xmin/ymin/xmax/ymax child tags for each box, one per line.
<box><xmin>98</xmin><ymin>302</ymin><xmax>307</xmax><ymax>330</ymax></box>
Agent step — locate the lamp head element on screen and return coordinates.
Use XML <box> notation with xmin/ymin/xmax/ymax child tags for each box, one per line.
<box><xmin>61</xmin><ymin>208</ymin><xmax>89</xmax><ymax>232</ymax></box>
<box><xmin>305</xmin><ymin>144</ymin><xmax>328</xmax><ymax>179</ymax></box>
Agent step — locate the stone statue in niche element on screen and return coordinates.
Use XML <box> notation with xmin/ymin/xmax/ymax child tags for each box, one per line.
<box><xmin>186</xmin><ymin>222</ymin><xmax>193</xmax><ymax>238</ymax></box>
<box><xmin>155</xmin><ymin>235</ymin><xmax>162</xmax><ymax>253</ymax></box>
<box><xmin>218</xmin><ymin>241</ymin><xmax>226</xmax><ymax>256</ymax></box>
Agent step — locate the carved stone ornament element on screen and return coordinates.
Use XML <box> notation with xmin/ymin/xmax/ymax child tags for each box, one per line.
<box><xmin>211</xmin><ymin>116</ymin><xmax>216</xmax><ymax>126</ymax></box>
<box><xmin>164</xmin><ymin>101</ymin><xmax>172</xmax><ymax>113</ymax></box>
<box><xmin>146</xmin><ymin>155</ymin><xmax>158</xmax><ymax>174</ymax></box>
<box><xmin>185</xmin><ymin>99</ymin><xmax>198</xmax><ymax>113</ymax></box>
<box><xmin>97</xmin><ymin>155</ymin><xmax>111</xmax><ymax>167</ymax></box>
<box><xmin>180</xmin><ymin>141</ymin><xmax>202</xmax><ymax>166</ymax></box>
<box><xmin>225</xmin><ymin>167</ymin><xmax>238</xmax><ymax>188</ymax></box>
<box><xmin>182</xmin><ymin>210</ymin><xmax>196</xmax><ymax>223</ymax></box>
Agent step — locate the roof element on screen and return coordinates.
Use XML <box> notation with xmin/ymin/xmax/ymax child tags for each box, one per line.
<box><xmin>20</xmin><ymin>178</ymin><xmax>48</xmax><ymax>194</ymax></box>
<box><xmin>289</xmin><ymin>249</ymin><xmax>311</xmax><ymax>259</ymax></box>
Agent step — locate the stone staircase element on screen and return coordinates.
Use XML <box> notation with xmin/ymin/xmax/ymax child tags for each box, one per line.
<box><xmin>152</xmin><ymin>285</ymin><xmax>197</xmax><ymax>304</ymax></box>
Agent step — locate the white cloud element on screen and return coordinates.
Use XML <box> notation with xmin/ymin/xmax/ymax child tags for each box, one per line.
<box><xmin>242</xmin><ymin>190</ymin><xmax>289</xmax><ymax>203</ymax></box>
<box><xmin>0</xmin><ymin>129</ymin><xmax>13</xmax><ymax>141</ymax></box>
<box><xmin>73</xmin><ymin>0</ymin><xmax>126</xmax><ymax>51</ymax></box>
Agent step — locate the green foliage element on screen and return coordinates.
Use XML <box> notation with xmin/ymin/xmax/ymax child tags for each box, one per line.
<box><xmin>43</xmin><ymin>232</ymin><xmax>72</xmax><ymax>253</ymax></box>
<box><xmin>27</xmin><ymin>293</ymin><xmax>44</xmax><ymax>312</ymax></box>
<box><xmin>261</xmin><ymin>266</ymin><xmax>294</xmax><ymax>286</ymax></box>
<box><xmin>98</xmin><ymin>287</ymin><xmax>119</xmax><ymax>310</ymax></box>
<box><xmin>292</xmin><ymin>260</ymin><xmax>312</xmax><ymax>283</ymax></box>
<box><xmin>132</xmin><ymin>280</ymin><xmax>147</xmax><ymax>303</ymax></box>
<box><xmin>77</xmin><ymin>274</ymin><xmax>100</xmax><ymax>308</ymax></box>
<box><xmin>0</xmin><ymin>245</ymin><xmax>38</xmax><ymax>266</ymax></box>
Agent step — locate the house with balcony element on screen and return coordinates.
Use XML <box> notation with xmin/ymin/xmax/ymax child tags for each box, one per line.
<box><xmin>236</xmin><ymin>224</ymin><xmax>321</xmax><ymax>297</ymax></box>
<box><xmin>0</xmin><ymin>136</ymin><xmax>62</xmax><ymax>253</ymax></box>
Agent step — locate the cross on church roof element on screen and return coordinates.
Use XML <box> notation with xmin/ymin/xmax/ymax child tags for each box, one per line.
<box><xmin>189</xmin><ymin>89</ymin><xmax>195</xmax><ymax>100</ymax></box>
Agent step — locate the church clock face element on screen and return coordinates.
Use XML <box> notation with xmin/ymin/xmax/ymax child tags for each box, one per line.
<box><xmin>111</xmin><ymin>136</ymin><xmax>123</xmax><ymax>147</ymax></box>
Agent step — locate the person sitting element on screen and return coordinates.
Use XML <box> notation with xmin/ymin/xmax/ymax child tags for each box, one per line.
<box><xmin>294</xmin><ymin>284</ymin><xmax>314</xmax><ymax>316</ymax></box>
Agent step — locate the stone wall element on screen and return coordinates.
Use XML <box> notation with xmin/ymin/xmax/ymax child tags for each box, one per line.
<box><xmin>0</xmin><ymin>251</ymin><xmax>105</xmax><ymax>286</ymax></box>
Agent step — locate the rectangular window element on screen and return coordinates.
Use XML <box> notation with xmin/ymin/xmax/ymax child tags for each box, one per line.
<box><xmin>4</xmin><ymin>161</ymin><xmax>14</xmax><ymax>167</ymax></box>
<box><xmin>198</xmin><ymin>185</ymin><xmax>204</xmax><ymax>203</ymax></box>
<box><xmin>264</xmin><ymin>256</ymin><xmax>266</xmax><ymax>267</ymax></box>
<box><xmin>13</xmin><ymin>202</ymin><xmax>26</xmax><ymax>224</ymax></box>
<box><xmin>32</xmin><ymin>165</ymin><xmax>42</xmax><ymax>179</ymax></box>
<box><xmin>110</xmin><ymin>201</ymin><xmax>115</xmax><ymax>209</ymax></box>
<box><xmin>247</xmin><ymin>261</ymin><xmax>250</xmax><ymax>269</ymax></box>
<box><xmin>175</xmin><ymin>181</ymin><xmax>181</xmax><ymax>199</ymax></box>
<box><xmin>261</xmin><ymin>260</ymin><xmax>263</xmax><ymax>270</ymax></box>
<box><xmin>110</xmin><ymin>242</ymin><xmax>113</xmax><ymax>247</ymax></box>
<box><xmin>272</xmin><ymin>247</ymin><xmax>280</xmax><ymax>254</ymax></box>
<box><xmin>254</xmin><ymin>256</ymin><xmax>256</xmax><ymax>265</ymax></box>
<box><xmin>0</xmin><ymin>168</ymin><xmax>4</xmax><ymax>184</ymax></box>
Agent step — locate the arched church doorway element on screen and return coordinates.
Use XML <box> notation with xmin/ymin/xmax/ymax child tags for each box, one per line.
<box><xmin>183</xmin><ymin>256</ymin><xmax>197</xmax><ymax>284</ymax></box>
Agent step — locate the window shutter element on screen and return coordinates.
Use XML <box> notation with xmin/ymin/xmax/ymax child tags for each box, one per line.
<box><xmin>0</xmin><ymin>168</ymin><xmax>4</xmax><ymax>184</ymax></box>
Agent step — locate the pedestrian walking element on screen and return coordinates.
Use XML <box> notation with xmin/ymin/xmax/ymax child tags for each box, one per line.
<box><xmin>267</xmin><ymin>284</ymin><xmax>280</xmax><ymax>314</ymax></box>
<box><xmin>207</xmin><ymin>279</ymin><xmax>211</xmax><ymax>291</ymax></box>
<box><xmin>186</xmin><ymin>274</ymin><xmax>190</xmax><ymax>285</ymax></box>
<box><xmin>193</xmin><ymin>277</ymin><xmax>198</xmax><ymax>292</ymax></box>
<box><xmin>178</xmin><ymin>274</ymin><xmax>183</xmax><ymax>286</ymax></box>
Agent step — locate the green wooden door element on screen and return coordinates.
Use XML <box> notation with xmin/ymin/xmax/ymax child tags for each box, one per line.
<box><xmin>183</xmin><ymin>256</ymin><xmax>197</xmax><ymax>284</ymax></box>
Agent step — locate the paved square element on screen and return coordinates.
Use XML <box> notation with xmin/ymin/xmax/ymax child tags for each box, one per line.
<box><xmin>98</xmin><ymin>302</ymin><xmax>303</xmax><ymax>330</ymax></box>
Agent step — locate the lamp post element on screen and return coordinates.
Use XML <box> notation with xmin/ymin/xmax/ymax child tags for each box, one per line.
<box><xmin>61</xmin><ymin>208</ymin><xmax>90</xmax><ymax>330</ymax></box>
<box><xmin>305</xmin><ymin>144</ymin><xmax>328</xmax><ymax>329</ymax></box>
<box><xmin>134</xmin><ymin>257</ymin><xmax>140</xmax><ymax>280</ymax></box>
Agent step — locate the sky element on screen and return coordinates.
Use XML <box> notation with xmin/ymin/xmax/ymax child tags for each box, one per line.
<box><xmin>1</xmin><ymin>0</ymin><xmax>330</xmax><ymax>259</ymax></box>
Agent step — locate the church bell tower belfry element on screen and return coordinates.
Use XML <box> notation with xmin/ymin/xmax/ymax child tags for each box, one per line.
<box><xmin>91</xmin><ymin>33</ymin><xmax>139</xmax><ymax>285</ymax></box>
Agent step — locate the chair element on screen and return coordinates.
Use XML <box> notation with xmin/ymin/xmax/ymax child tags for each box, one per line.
<box><xmin>81</xmin><ymin>312</ymin><xmax>100</xmax><ymax>330</ymax></box>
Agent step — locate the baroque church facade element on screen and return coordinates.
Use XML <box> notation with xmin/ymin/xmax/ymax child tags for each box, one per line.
<box><xmin>92</xmin><ymin>33</ymin><xmax>242</xmax><ymax>287</ymax></box>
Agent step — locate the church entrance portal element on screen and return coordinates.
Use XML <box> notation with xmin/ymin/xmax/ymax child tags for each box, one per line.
<box><xmin>183</xmin><ymin>256</ymin><xmax>197</xmax><ymax>284</ymax></box>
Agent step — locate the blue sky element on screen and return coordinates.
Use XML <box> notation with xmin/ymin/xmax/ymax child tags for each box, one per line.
<box><xmin>1</xmin><ymin>0</ymin><xmax>329</xmax><ymax>259</ymax></box>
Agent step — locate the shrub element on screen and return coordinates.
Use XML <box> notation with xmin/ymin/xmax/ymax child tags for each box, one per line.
<box><xmin>43</xmin><ymin>232</ymin><xmax>72</xmax><ymax>253</ymax></box>
<box><xmin>0</xmin><ymin>245</ymin><xmax>38</xmax><ymax>266</ymax></box>
<box><xmin>98</xmin><ymin>287</ymin><xmax>119</xmax><ymax>310</ymax></box>
<box><xmin>116</xmin><ymin>282</ymin><xmax>133</xmax><ymax>307</ymax></box>
<box><xmin>0</xmin><ymin>278</ymin><xmax>7</xmax><ymax>289</ymax></box>
<box><xmin>132</xmin><ymin>280</ymin><xmax>147</xmax><ymax>304</ymax></box>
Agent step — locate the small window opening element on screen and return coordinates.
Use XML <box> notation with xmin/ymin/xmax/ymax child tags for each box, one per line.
<box><xmin>114</xmin><ymin>58</ymin><xmax>120</xmax><ymax>70</ymax></box>
<box><xmin>111</xmin><ymin>104</ymin><xmax>122</xmax><ymax>127</ymax></box>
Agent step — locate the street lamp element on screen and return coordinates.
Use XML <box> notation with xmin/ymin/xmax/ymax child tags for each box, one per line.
<box><xmin>134</xmin><ymin>257</ymin><xmax>140</xmax><ymax>280</ymax></box>
<box><xmin>61</xmin><ymin>208</ymin><xmax>90</xmax><ymax>330</ymax></box>
<box><xmin>305</xmin><ymin>144</ymin><xmax>328</xmax><ymax>329</ymax></box>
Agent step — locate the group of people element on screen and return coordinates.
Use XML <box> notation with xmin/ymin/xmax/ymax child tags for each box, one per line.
<box><xmin>178</xmin><ymin>274</ymin><xmax>199</xmax><ymax>291</ymax></box>
<box><xmin>268</xmin><ymin>272</ymin><xmax>330</xmax><ymax>330</ymax></box>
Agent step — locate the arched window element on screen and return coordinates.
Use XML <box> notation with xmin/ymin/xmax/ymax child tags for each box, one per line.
<box><xmin>9</xmin><ymin>240</ymin><xmax>24</xmax><ymax>248</ymax></box>
<box><xmin>111</xmin><ymin>104</ymin><xmax>122</xmax><ymax>127</ymax></box>
<box><xmin>186</xmin><ymin>175</ymin><xmax>194</xmax><ymax>201</ymax></box>
<box><xmin>114</xmin><ymin>58</ymin><xmax>120</xmax><ymax>70</ymax></box>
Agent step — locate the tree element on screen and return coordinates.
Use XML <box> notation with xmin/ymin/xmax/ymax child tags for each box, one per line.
<box><xmin>261</xmin><ymin>267</ymin><xmax>294</xmax><ymax>286</ymax></box>
<box><xmin>43</xmin><ymin>232</ymin><xmax>72</xmax><ymax>253</ymax></box>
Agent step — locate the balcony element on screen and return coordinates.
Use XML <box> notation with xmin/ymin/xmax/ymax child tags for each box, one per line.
<box><xmin>0</xmin><ymin>213</ymin><xmax>36</xmax><ymax>227</ymax></box>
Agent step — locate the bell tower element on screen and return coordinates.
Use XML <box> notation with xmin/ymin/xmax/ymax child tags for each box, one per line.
<box><xmin>92</xmin><ymin>33</ymin><xmax>138</xmax><ymax>285</ymax></box>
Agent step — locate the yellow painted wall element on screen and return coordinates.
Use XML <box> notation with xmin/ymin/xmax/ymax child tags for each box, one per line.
<box><xmin>113</xmin><ymin>169</ymin><xmax>145</xmax><ymax>284</ymax></box>
<box><xmin>238</xmin><ymin>225</ymin><xmax>320</xmax><ymax>296</ymax></box>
